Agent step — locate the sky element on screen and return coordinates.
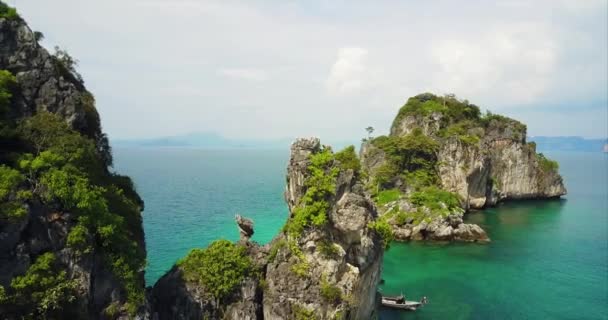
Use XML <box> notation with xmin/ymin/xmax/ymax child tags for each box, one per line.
<box><xmin>6</xmin><ymin>0</ymin><xmax>608</xmax><ymax>141</ymax></box>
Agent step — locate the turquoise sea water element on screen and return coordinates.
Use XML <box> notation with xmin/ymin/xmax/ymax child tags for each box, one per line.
<box><xmin>113</xmin><ymin>149</ymin><xmax>608</xmax><ymax>319</ymax></box>
<box><xmin>113</xmin><ymin>148</ymin><xmax>290</xmax><ymax>284</ymax></box>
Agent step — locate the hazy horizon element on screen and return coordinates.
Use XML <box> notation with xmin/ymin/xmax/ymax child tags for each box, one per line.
<box><xmin>112</xmin><ymin>130</ymin><xmax>608</xmax><ymax>142</ymax></box>
<box><xmin>7</xmin><ymin>0</ymin><xmax>608</xmax><ymax>140</ymax></box>
<box><xmin>110</xmin><ymin>132</ymin><xmax>607</xmax><ymax>154</ymax></box>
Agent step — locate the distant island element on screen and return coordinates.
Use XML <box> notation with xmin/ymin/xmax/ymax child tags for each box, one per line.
<box><xmin>112</xmin><ymin>132</ymin><xmax>287</xmax><ymax>148</ymax></box>
<box><xmin>112</xmin><ymin>132</ymin><xmax>358</xmax><ymax>151</ymax></box>
<box><xmin>113</xmin><ymin>134</ymin><xmax>608</xmax><ymax>153</ymax></box>
<box><xmin>528</xmin><ymin>136</ymin><xmax>607</xmax><ymax>152</ymax></box>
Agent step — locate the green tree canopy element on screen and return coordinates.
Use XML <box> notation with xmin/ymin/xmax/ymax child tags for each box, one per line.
<box><xmin>3</xmin><ymin>252</ymin><xmax>78</xmax><ymax>318</ymax></box>
<box><xmin>334</xmin><ymin>145</ymin><xmax>361</xmax><ymax>174</ymax></box>
<box><xmin>178</xmin><ymin>240</ymin><xmax>253</xmax><ymax>302</ymax></box>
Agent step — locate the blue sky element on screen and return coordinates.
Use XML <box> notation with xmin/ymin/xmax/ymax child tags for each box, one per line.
<box><xmin>8</xmin><ymin>0</ymin><xmax>608</xmax><ymax>140</ymax></box>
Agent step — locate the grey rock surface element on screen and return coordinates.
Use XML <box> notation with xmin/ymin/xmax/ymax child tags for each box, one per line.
<box><xmin>264</xmin><ymin>138</ymin><xmax>383</xmax><ymax>320</ymax></box>
<box><xmin>236</xmin><ymin>214</ymin><xmax>255</xmax><ymax>242</ymax></box>
<box><xmin>0</xmin><ymin>17</ymin><xmax>101</xmax><ymax>140</ymax></box>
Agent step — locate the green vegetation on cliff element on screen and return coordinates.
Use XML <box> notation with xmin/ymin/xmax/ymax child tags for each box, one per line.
<box><xmin>410</xmin><ymin>186</ymin><xmax>461</xmax><ymax>213</ymax></box>
<box><xmin>281</xmin><ymin>145</ymin><xmax>389</xmax><ymax>278</ymax></box>
<box><xmin>369</xmin><ymin>93</ymin><xmax>560</xmax><ymax>201</ymax></box>
<box><xmin>392</xmin><ymin>93</ymin><xmax>527</xmax><ymax>143</ymax></box>
<box><xmin>367</xmin><ymin>218</ymin><xmax>394</xmax><ymax>249</ymax></box>
<box><xmin>289</xmin><ymin>239</ymin><xmax>310</xmax><ymax>277</ymax></box>
<box><xmin>438</xmin><ymin>120</ymin><xmax>482</xmax><ymax>146</ymax></box>
<box><xmin>371</xmin><ymin>128</ymin><xmax>440</xmax><ymax>189</ymax></box>
<box><xmin>373</xmin><ymin>185</ymin><xmax>462</xmax><ymax>227</ymax></box>
<box><xmin>0</xmin><ymin>165</ymin><xmax>26</xmax><ymax>220</ymax></box>
<box><xmin>52</xmin><ymin>46</ymin><xmax>85</xmax><ymax>86</ymax></box>
<box><xmin>320</xmin><ymin>275</ymin><xmax>343</xmax><ymax>305</ymax></box>
<box><xmin>0</xmin><ymin>70</ymin><xmax>16</xmax><ymax>140</ymax></box>
<box><xmin>0</xmin><ymin>69</ymin><xmax>145</xmax><ymax>315</ymax></box>
<box><xmin>0</xmin><ymin>70</ymin><xmax>15</xmax><ymax>107</ymax></box>
<box><xmin>293</xmin><ymin>304</ymin><xmax>317</xmax><ymax>320</ymax></box>
<box><xmin>537</xmin><ymin>153</ymin><xmax>559</xmax><ymax>172</ymax></box>
<box><xmin>365</xmin><ymin>92</ymin><xmax>562</xmax><ymax>234</ymax></box>
<box><xmin>0</xmin><ymin>2</ymin><xmax>19</xmax><ymax>20</ymax></box>
<box><xmin>268</xmin><ymin>238</ymin><xmax>287</xmax><ymax>263</ymax></box>
<box><xmin>317</xmin><ymin>240</ymin><xmax>339</xmax><ymax>259</ymax></box>
<box><xmin>392</xmin><ymin>93</ymin><xmax>481</xmax><ymax>129</ymax></box>
<box><xmin>334</xmin><ymin>145</ymin><xmax>361</xmax><ymax>174</ymax></box>
<box><xmin>17</xmin><ymin>112</ymin><xmax>145</xmax><ymax>313</ymax></box>
<box><xmin>0</xmin><ymin>286</ymin><xmax>5</xmax><ymax>303</ymax></box>
<box><xmin>178</xmin><ymin>240</ymin><xmax>253</xmax><ymax>302</ymax></box>
<box><xmin>2</xmin><ymin>252</ymin><xmax>79</xmax><ymax>318</ymax></box>
<box><xmin>285</xmin><ymin>147</ymin><xmax>339</xmax><ymax>238</ymax></box>
<box><xmin>375</xmin><ymin>189</ymin><xmax>401</xmax><ymax>206</ymax></box>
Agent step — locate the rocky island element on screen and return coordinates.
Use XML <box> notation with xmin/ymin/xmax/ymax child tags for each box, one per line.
<box><xmin>360</xmin><ymin>93</ymin><xmax>566</xmax><ymax>242</ymax></box>
<box><xmin>0</xmin><ymin>3</ymin><xmax>566</xmax><ymax>319</ymax></box>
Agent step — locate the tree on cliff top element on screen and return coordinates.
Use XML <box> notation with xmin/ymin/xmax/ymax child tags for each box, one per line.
<box><xmin>178</xmin><ymin>239</ymin><xmax>253</xmax><ymax>304</ymax></box>
<box><xmin>0</xmin><ymin>2</ymin><xmax>19</xmax><ymax>20</ymax></box>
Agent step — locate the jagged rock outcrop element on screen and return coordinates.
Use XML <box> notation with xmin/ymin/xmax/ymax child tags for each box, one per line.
<box><xmin>410</xmin><ymin>117</ymin><xmax>566</xmax><ymax>210</ymax></box>
<box><xmin>361</xmin><ymin>93</ymin><xmax>566</xmax><ymax>242</ymax></box>
<box><xmin>236</xmin><ymin>214</ymin><xmax>255</xmax><ymax>242</ymax></box>
<box><xmin>263</xmin><ymin>138</ymin><xmax>383</xmax><ymax>320</ymax></box>
<box><xmin>1</xmin><ymin>7</ymin><xmax>146</xmax><ymax>319</ymax></box>
<box><xmin>379</xmin><ymin>201</ymin><xmax>489</xmax><ymax>242</ymax></box>
<box><xmin>0</xmin><ymin>12</ymin><xmax>105</xmax><ymax>145</ymax></box>
<box><xmin>387</xmin><ymin>97</ymin><xmax>566</xmax><ymax>209</ymax></box>
<box><xmin>150</xmin><ymin>138</ymin><xmax>385</xmax><ymax>320</ymax></box>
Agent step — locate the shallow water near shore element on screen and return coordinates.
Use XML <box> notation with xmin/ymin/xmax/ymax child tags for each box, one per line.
<box><xmin>113</xmin><ymin>149</ymin><xmax>607</xmax><ymax>319</ymax></box>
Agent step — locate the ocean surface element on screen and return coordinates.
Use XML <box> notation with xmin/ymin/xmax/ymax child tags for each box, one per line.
<box><xmin>113</xmin><ymin>148</ymin><xmax>608</xmax><ymax>319</ymax></box>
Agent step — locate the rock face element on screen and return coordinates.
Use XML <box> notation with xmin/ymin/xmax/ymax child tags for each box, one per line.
<box><xmin>236</xmin><ymin>214</ymin><xmax>255</xmax><ymax>242</ymax></box>
<box><xmin>150</xmin><ymin>138</ymin><xmax>385</xmax><ymax>320</ymax></box>
<box><xmin>1</xmin><ymin>10</ymin><xmax>146</xmax><ymax>319</ymax></box>
<box><xmin>383</xmin><ymin>203</ymin><xmax>489</xmax><ymax>243</ymax></box>
<box><xmin>263</xmin><ymin>138</ymin><xmax>383</xmax><ymax>320</ymax></box>
<box><xmin>391</xmin><ymin>111</ymin><xmax>566</xmax><ymax>209</ymax></box>
<box><xmin>0</xmin><ymin>15</ymin><xmax>104</xmax><ymax>143</ymax></box>
<box><xmin>361</xmin><ymin>93</ymin><xmax>566</xmax><ymax>242</ymax></box>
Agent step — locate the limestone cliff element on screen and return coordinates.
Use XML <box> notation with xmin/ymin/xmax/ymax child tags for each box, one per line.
<box><xmin>0</xmin><ymin>7</ymin><xmax>106</xmax><ymax>150</ymax></box>
<box><xmin>264</xmin><ymin>138</ymin><xmax>383</xmax><ymax>320</ymax></box>
<box><xmin>1</xmin><ymin>5</ymin><xmax>146</xmax><ymax>319</ymax></box>
<box><xmin>361</xmin><ymin>93</ymin><xmax>566</xmax><ymax>241</ymax></box>
<box><xmin>388</xmin><ymin>93</ymin><xmax>566</xmax><ymax>208</ymax></box>
<box><xmin>150</xmin><ymin>138</ymin><xmax>385</xmax><ymax>320</ymax></box>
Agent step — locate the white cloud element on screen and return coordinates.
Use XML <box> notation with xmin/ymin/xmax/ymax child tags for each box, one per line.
<box><xmin>326</xmin><ymin>47</ymin><xmax>370</xmax><ymax>95</ymax></box>
<box><xmin>7</xmin><ymin>0</ymin><xmax>607</xmax><ymax>140</ymax></box>
<box><xmin>218</xmin><ymin>68</ymin><xmax>268</xmax><ymax>82</ymax></box>
<box><xmin>431</xmin><ymin>23</ymin><xmax>557</xmax><ymax>105</ymax></box>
